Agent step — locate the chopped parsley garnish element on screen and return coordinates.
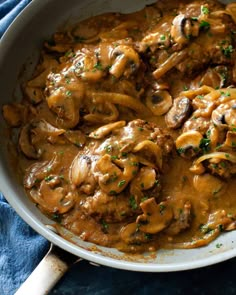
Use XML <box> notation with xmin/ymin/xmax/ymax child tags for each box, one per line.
<box><xmin>129</xmin><ymin>195</ymin><xmax>138</xmax><ymax>210</ymax></box>
<box><xmin>220</xmin><ymin>161</ymin><xmax>227</xmax><ymax>168</ymax></box>
<box><xmin>216</xmin><ymin>243</ymin><xmax>223</xmax><ymax>248</ymax></box>
<box><xmin>220</xmin><ymin>90</ymin><xmax>231</xmax><ymax>97</ymax></box>
<box><xmin>118</xmin><ymin>180</ymin><xmax>126</xmax><ymax>187</ymax></box>
<box><xmin>201</xmin><ymin>6</ymin><xmax>209</xmax><ymax>15</ymax></box>
<box><xmin>199</xmin><ymin>138</ymin><xmax>211</xmax><ymax>153</ymax></box>
<box><xmin>44</xmin><ymin>175</ymin><xmax>54</xmax><ymax>182</ymax></box>
<box><xmin>160</xmin><ymin>34</ymin><xmax>166</xmax><ymax>41</ymax></box>
<box><xmin>101</xmin><ymin>220</ymin><xmax>109</xmax><ymax>232</ymax></box>
<box><xmin>109</xmin><ymin>190</ymin><xmax>117</xmax><ymax>196</ymax></box>
<box><xmin>111</xmin><ymin>155</ymin><xmax>118</xmax><ymax>160</ymax></box>
<box><xmin>51</xmin><ymin>213</ymin><xmax>62</xmax><ymax>223</ymax></box>
<box><xmin>93</xmin><ymin>61</ymin><xmax>103</xmax><ymax>71</ymax></box>
<box><xmin>177</xmin><ymin>148</ymin><xmax>185</xmax><ymax>154</ymax></box>
<box><xmin>196</xmin><ymin>94</ymin><xmax>204</xmax><ymax>99</ymax></box>
<box><xmin>199</xmin><ymin>224</ymin><xmax>213</xmax><ymax>234</ymax></box>
<box><xmin>221</xmin><ymin>45</ymin><xmax>234</xmax><ymax>58</ymax></box>
<box><xmin>218</xmin><ymin>224</ymin><xmax>224</xmax><ymax>232</ymax></box>
<box><xmin>104</xmin><ymin>145</ymin><xmax>112</xmax><ymax>153</ymax></box>
<box><xmin>159</xmin><ymin>204</ymin><xmax>166</xmax><ymax>214</ymax></box>
<box><xmin>106</xmin><ymin>173</ymin><xmax>118</xmax><ymax>184</ymax></box>
<box><xmin>65</xmin><ymin>90</ymin><xmax>72</xmax><ymax>96</ymax></box>
<box><xmin>199</xmin><ymin>20</ymin><xmax>210</xmax><ymax>30</ymax></box>
<box><xmin>145</xmin><ymin>233</ymin><xmax>152</xmax><ymax>240</ymax></box>
<box><xmin>141</xmin><ymin>196</ymin><xmax>149</xmax><ymax>202</ymax></box>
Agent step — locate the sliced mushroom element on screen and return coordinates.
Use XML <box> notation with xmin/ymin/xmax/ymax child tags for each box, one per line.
<box><xmin>94</xmin><ymin>154</ymin><xmax>138</xmax><ymax>195</ymax></box>
<box><xmin>165</xmin><ymin>97</ymin><xmax>192</xmax><ymax>129</ymax></box>
<box><xmin>19</xmin><ymin>123</ymin><xmax>40</xmax><ymax>159</ymax></box>
<box><xmin>224</xmin><ymin>131</ymin><xmax>236</xmax><ymax>148</ymax></box>
<box><xmin>120</xmin><ymin>222</ymin><xmax>150</xmax><ymax>245</ymax></box>
<box><xmin>175</xmin><ymin>130</ymin><xmax>203</xmax><ymax>159</ymax></box>
<box><xmin>226</xmin><ymin>3</ymin><xmax>236</xmax><ymax>23</ymax></box>
<box><xmin>32</xmin><ymin>120</ymin><xmax>65</xmax><ymax>139</ymax></box>
<box><xmin>89</xmin><ymin>121</ymin><xmax>126</xmax><ymax>139</ymax></box>
<box><xmin>171</xmin><ymin>15</ymin><xmax>191</xmax><ymax>46</ymax></box>
<box><xmin>211</xmin><ymin>103</ymin><xmax>229</xmax><ymax>128</ymax></box>
<box><xmin>146</xmin><ymin>90</ymin><xmax>172</xmax><ymax>116</ymax></box>
<box><xmin>133</xmin><ymin>167</ymin><xmax>157</xmax><ymax>191</ymax></box>
<box><xmin>46</xmin><ymin>87</ymin><xmax>81</xmax><ymax>129</ymax></box>
<box><xmin>24</xmin><ymin>154</ymin><xmax>62</xmax><ymax>188</ymax></box>
<box><xmin>30</xmin><ymin>178</ymin><xmax>75</xmax><ymax>214</ymax></box>
<box><xmin>133</xmin><ymin>140</ymin><xmax>162</xmax><ymax>170</ymax></box>
<box><xmin>109</xmin><ymin>45</ymin><xmax>140</xmax><ymax>78</ymax></box>
<box><xmin>136</xmin><ymin>198</ymin><xmax>173</xmax><ymax>234</ymax></box>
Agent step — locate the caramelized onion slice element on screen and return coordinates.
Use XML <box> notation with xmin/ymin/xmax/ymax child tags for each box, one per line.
<box><xmin>89</xmin><ymin>121</ymin><xmax>126</xmax><ymax>139</ymax></box>
<box><xmin>190</xmin><ymin>152</ymin><xmax>236</xmax><ymax>174</ymax></box>
<box><xmin>87</xmin><ymin>91</ymin><xmax>152</xmax><ymax>115</ymax></box>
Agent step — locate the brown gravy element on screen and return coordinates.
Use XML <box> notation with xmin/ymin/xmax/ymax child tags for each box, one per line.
<box><xmin>3</xmin><ymin>0</ymin><xmax>236</xmax><ymax>253</ymax></box>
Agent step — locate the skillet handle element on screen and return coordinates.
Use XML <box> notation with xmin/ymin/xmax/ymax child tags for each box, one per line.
<box><xmin>14</xmin><ymin>244</ymin><xmax>80</xmax><ymax>295</ymax></box>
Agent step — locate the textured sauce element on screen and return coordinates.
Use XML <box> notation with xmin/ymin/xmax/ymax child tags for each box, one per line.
<box><xmin>3</xmin><ymin>0</ymin><xmax>236</xmax><ymax>253</ymax></box>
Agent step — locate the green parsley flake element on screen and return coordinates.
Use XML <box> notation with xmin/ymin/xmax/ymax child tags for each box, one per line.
<box><xmin>201</xmin><ymin>6</ymin><xmax>209</xmax><ymax>15</ymax></box>
<box><xmin>118</xmin><ymin>180</ymin><xmax>126</xmax><ymax>187</ymax></box>
<box><xmin>65</xmin><ymin>90</ymin><xmax>72</xmax><ymax>96</ymax></box>
<box><xmin>160</xmin><ymin>34</ymin><xmax>166</xmax><ymax>41</ymax></box>
<box><xmin>221</xmin><ymin>45</ymin><xmax>234</xmax><ymax>58</ymax></box>
<box><xmin>129</xmin><ymin>195</ymin><xmax>138</xmax><ymax>210</ymax></box>
<box><xmin>199</xmin><ymin>20</ymin><xmax>210</xmax><ymax>29</ymax></box>
<box><xmin>199</xmin><ymin>138</ymin><xmax>211</xmax><ymax>153</ymax></box>
<box><xmin>93</xmin><ymin>61</ymin><xmax>103</xmax><ymax>71</ymax></box>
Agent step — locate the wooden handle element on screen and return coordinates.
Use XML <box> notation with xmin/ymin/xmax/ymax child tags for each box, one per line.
<box><xmin>15</xmin><ymin>244</ymin><xmax>80</xmax><ymax>295</ymax></box>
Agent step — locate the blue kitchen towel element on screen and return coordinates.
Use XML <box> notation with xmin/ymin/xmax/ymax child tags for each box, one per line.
<box><xmin>0</xmin><ymin>193</ymin><xmax>49</xmax><ymax>295</ymax></box>
<box><xmin>0</xmin><ymin>3</ymin><xmax>49</xmax><ymax>295</ymax></box>
<box><xmin>0</xmin><ymin>0</ymin><xmax>31</xmax><ymax>37</ymax></box>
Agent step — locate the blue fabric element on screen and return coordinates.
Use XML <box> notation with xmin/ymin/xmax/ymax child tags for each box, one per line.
<box><xmin>0</xmin><ymin>194</ymin><xmax>49</xmax><ymax>295</ymax></box>
<box><xmin>1</xmin><ymin>1</ymin><xmax>236</xmax><ymax>295</ymax></box>
<box><xmin>0</xmin><ymin>0</ymin><xmax>31</xmax><ymax>37</ymax></box>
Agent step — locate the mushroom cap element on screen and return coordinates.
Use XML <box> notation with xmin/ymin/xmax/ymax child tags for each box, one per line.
<box><xmin>165</xmin><ymin>96</ymin><xmax>192</xmax><ymax>129</ymax></box>
<box><xmin>175</xmin><ymin>130</ymin><xmax>203</xmax><ymax>158</ymax></box>
<box><xmin>146</xmin><ymin>90</ymin><xmax>173</xmax><ymax>116</ymax></box>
